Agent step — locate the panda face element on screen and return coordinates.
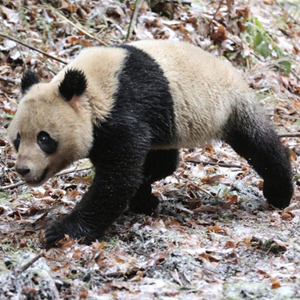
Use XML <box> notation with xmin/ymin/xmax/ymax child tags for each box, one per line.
<box><xmin>8</xmin><ymin>78</ymin><xmax>93</xmax><ymax>187</ymax></box>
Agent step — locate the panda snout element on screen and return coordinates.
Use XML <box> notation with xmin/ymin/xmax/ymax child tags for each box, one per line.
<box><xmin>16</xmin><ymin>166</ymin><xmax>31</xmax><ymax>176</ymax></box>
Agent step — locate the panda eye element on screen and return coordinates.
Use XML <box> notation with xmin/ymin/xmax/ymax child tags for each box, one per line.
<box><xmin>39</xmin><ymin>132</ymin><xmax>49</xmax><ymax>143</ymax></box>
<box><xmin>13</xmin><ymin>132</ymin><xmax>21</xmax><ymax>152</ymax></box>
<box><xmin>37</xmin><ymin>131</ymin><xmax>58</xmax><ymax>154</ymax></box>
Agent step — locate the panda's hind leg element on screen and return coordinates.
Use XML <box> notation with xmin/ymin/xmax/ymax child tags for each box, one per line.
<box><xmin>129</xmin><ymin>149</ymin><xmax>179</xmax><ymax>214</ymax></box>
<box><xmin>222</xmin><ymin>103</ymin><xmax>293</xmax><ymax>208</ymax></box>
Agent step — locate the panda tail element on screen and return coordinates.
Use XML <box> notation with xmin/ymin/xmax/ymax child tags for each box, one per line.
<box><xmin>222</xmin><ymin>101</ymin><xmax>293</xmax><ymax>209</ymax></box>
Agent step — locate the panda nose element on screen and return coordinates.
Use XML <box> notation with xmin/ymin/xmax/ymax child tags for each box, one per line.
<box><xmin>16</xmin><ymin>167</ymin><xmax>30</xmax><ymax>176</ymax></box>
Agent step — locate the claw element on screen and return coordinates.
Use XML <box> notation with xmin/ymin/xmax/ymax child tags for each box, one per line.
<box><xmin>43</xmin><ymin>213</ymin><xmax>103</xmax><ymax>247</ymax></box>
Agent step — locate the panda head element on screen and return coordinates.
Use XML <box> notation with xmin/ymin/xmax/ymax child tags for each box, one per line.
<box><xmin>8</xmin><ymin>69</ymin><xmax>93</xmax><ymax>187</ymax></box>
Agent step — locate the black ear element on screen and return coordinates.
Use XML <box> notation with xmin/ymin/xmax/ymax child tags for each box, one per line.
<box><xmin>59</xmin><ymin>68</ymin><xmax>87</xmax><ymax>101</ymax></box>
<box><xmin>21</xmin><ymin>70</ymin><xmax>40</xmax><ymax>94</ymax></box>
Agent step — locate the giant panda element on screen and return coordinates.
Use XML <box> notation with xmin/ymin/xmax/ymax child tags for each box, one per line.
<box><xmin>8</xmin><ymin>40</ymin><xmax>294</xmax><ymax>246</ymax></box>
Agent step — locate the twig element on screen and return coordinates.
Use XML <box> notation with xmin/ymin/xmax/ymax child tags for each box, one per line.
<box><xmin>48</xmin><ymin>6</ymin><xmax>109</xmax><ymax>46</ymax></box>
<box><xmin>56</xmin><ymin>165</ymin><xmax>93</xmax><ymax>177</ymax></box>
<box><xmin>18</xmin><ymin>251</ymin><xmax>44</xmax><ymax>272</ymax></box>
<box><xmin>0</xmin><ymin>33</ymin><xmax>67</xmax><ymax>65</ymax></box>
<box><xmin>0</xmin><ymin>181</ymin><xmax>24</xmax><ymax>191</ymax></box>
<box><xmin>168</xmin><ymin>0</ymin><xmax>192</xmax><ymax>4</ymax></box>
<box><xmin>126</xmin><ymin>0</ymin><xmax>144</xmax><ymax>41</ymax></box>
<box><xmin>208</xmin><ymin>0</ymin><xmax>224</xmax><ymax>30</ymax></box>
<box><xmin>226</xmin><ymin>0</ymin><xmax>233</xmax><ymax>14</ymax></box>
<box><xmin>186</xmin><ymin>160</ymin><xmax>242</xmax><ymax>168</ymax></box>
<box><xmin>279</xmin><ymin>133</ymin><xmax>300</xmax><ymax>138</ymax></box>
<box><xmin>0</xmin><ymin>75</ymin><xmax>20</xmax><ymax>84</ymax></box>
<box><xmin>0</xmin><ymin>166</ymin><xmax>93</xmax><ymax>191</ymax></box>
<box><xmin>275</xmin><ymin>0</ymin><xmax>300</xmax><ymax>26</ymax></box>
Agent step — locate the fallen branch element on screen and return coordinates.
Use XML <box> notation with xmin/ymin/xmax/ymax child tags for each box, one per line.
<box><xmin>0</xmin><ymin>33</ymin><xmax>67</xmax><ymax>64</ymax></box>
<box><xmin>279</xmin><ymin>133</ymin><xmax>300</xmax><ymax>138</ymax></box>
<box><xmin>168</xmin><ymin>0</ymin><xmax>192</xmax><ymax>4</ymax></box>
<box><xmin>48</xmin><ymin>6</ymin><xmax>109</xmax><ymax>46</ymax></box>
<box><xmin>0</xmin><ymin>75</ymin><xmax>20</xmax><ymax>84</ymax></box>
<box><xmin>208</xmin><ymin>0</ymin><xmax>224</xmax><ymax>29</ymax></box>
<box><xmin>18</xmin><ymin>251</ymin><xmax>44</xmax><ymax>272</ymax></box>
<box><xmin>56</xmin><ymin>165</ymin><xmax>93</xmax><ymax>177</ymax></box>
<box><xmin>186</xmin><ymin>160</ymin><xmax>242</xmax><ymax>168</ymax></box>
<box><xmin>275</xmin><ymin>0</ymin><xmax>300</xmax><ymax>26</ymax></box>
<box><xmin>0</xmin><ymin>181</ymin><xmax>24</xmax><ymax>191</ymax></box>
<box><xmin>126</xmin><ymin>0</ymin><xmax>144</xmax><ymax>41</ymax></box>
<box><xmin>0</xmin><ymin>166</ymin><xmax>93</xmax><ymax>191</ymax></box>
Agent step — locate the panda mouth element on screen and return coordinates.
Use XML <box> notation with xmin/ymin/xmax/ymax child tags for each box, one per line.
<box><xmin>26</xmin><ymin>168</ymin><xmax>49</xmax><ymax>186</ymax></box>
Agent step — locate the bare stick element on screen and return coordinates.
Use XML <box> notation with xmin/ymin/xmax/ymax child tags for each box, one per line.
<box><xmin>56</xmin><ymin>165</ymin><xmax>93</xmax><ymax>177</ymax></box>
<box><xmin>186</xmin><ymin>160</ymin><xmax>242</xmax><ymax>168</ymax></box>
<box><xmin>0</xmin><ymin>181</ymin><xmax>24</xmax><ymax>191</ymax></box>
<box><xmin>208</xmin><ymin>0</ymin><xmax>224</xmax><ymax>29</ymax></box>
<box><xmin>169</xmin><ymin>0</ymin><xmax>192</xmax><ymax>4</ymax></box>
<box><xmin>0</xmin><ymin>33</ymin><xmax>67</xmax><ymax>65</ymax></box>
<box><xmin>0</xmin><ymin>166</ymin><xmax>93</xmax><ymax>191</ymax></box>
<box><xmin>49</xmin><ymin>7</ymin><xmax>109</xmax><ymax>46</ymax></box>
<box><xmin>226</xmin><ymin>0</ymin><xmax>233</xmax><ymax>14</ymax></box>
<box><xmin>279</xmin><ymin>133</ymin><xmax>300</xmax><ymax>138</ymax></box>
<box><xmin>275</xmin><ymin>0</ymin><xmax>300</xmax><ymax>26</ymax></box>
<box><xmin>18</xmin><ymin>251</ymin><xmax>44</xmax><ymax>272</ymax></box>
<box><xmin>126</xmin><ymin>0</ymin><xmax>144</xmax><ymax>41</ymax></box>
<box><xmin>0</xmin><ymin>75</ymin><xmax>20</xmax><ymax>84</ymax></box>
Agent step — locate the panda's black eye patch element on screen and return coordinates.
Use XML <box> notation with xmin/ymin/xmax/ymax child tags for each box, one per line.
<box><xmin>37</xmin><ymin>131</ymin><xmax>58</xmax><ymax>154</ymax></box>
<box><xmin>14</xmin><ymin>132</ymin><xmax>21</xmax><ymax>152</ymax></box>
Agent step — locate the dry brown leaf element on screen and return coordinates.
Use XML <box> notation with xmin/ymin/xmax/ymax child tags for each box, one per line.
<box><xmin>208</xmin><ymin>225</ymin><xmax>227</xmax><ymax>234</ymax></box>
<box><xmin>225</xmin><ymin>240</ymin><xmax>236</xmax><ymax>248</ymax></box>
<box><xmin>200</xmin><ymin>253</ymin><xmax>220</xmax><ymax>262</ymax></box>
<box><xmin>244</xmin><ymin>237</ymin><xmax>251</xmax><ymax>248</ymax></box>
<box><xmin>80</xmin><ymin>288</ymin><xmax>89</xmax><ymax>299</ymax></box>
<box><xmin>61</xmin><ymin>0</ymin><xmax>77</xmax><ymax>13</ymax></box>
<box><xmin>201</xmin><ymin>174</ymin><xmax>224</xmax><ymax>184</ymax></box>
<box><xmin>1</xmin><ymin>6</ymin><xmax>19</xmax><ymax>23</ymax></box>
<box><xmin>281</xmin><ymin>212</ymin><xmax>293</xmax><ymax>220</ymax></box>
<box><xmin>226</xmin><ymin>195</ymin><xmax>239</xmax><ymax>203</ymax></box>
<box><xmin>271</xmin><ymin>278</ymin><xmax>281</xmax><ymax>289</ymax></box>
<box><xmin>211</xmin><ymin>25</ymin><xmax>227</xmax><ymax>44</ymax></box>
<box><xmin>258</xmin><ymin>269</ymin><xmax>270</xmax><ymax>277</ymax></box>
<box><xmin>106</xmin><ymin>6</ymin><xmax>125</xmax><ymax>20</ymax></box>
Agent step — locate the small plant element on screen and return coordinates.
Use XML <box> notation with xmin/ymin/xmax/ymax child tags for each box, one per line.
<box><xmin>245</xmin><ymin>17</ymin><xmax>291</xmax><ymax>74</ymax></box>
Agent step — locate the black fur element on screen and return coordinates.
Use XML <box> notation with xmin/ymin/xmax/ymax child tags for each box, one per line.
<box><xmin>59</xmin><ymin>68</ymin><xmax>87</xmax><ymax>101</ymax></box>
<box><xmin>223</xmin><ymin>105</ymin><xmax>293</xmax><ymax>208</ymax></box>
<box><xmin>13</xmin><ymin>132</ymin><xmax>20</xmax><ymax>152</ymax></box>
<box><xmin>45</xmin><ymin>46</ymin><xmax>177</xmax><ymax>245</ymax></box>
<box><xmin>129</xmin><ymin>149</ymin><xmax>179</xmax><ymax>214</ymax></box>
<box><xmin>21</xmin><ymin>70</ymin><xmax>40</xmax><ymax>94</ymax></box>
<box><xmin>37</xmin><ymin>131</ymin><xmax>58</xmax><ymax>154</ymax></box>
<box><xmin>116</xmin><ymin>45</ymin><xmax>176</xmax><ymax>145</ymax></box>
<box><xmin>44</xmin><ymin>46</ymin><xmax>294</xmax><ymax>246</ymax></box>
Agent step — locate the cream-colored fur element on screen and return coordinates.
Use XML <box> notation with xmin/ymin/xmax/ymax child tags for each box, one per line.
<box><xmin>9</xmin><ymin>40</ymin><xmax>255</xmax><ymax>185</ymax></box>
<box><xmin>52</xmin><ymin>47</ymin><xmax>127</xmax><ymax>124</ymax></box>
<box><xmin>132</xmin><ymin>40</ymin><xmax>251</xmax><ymax>148</ymax></box>
<box><xmin>8</xmin><ymin>47</ymin><xmax>127</xmax><ymax>185</ymax></box>
<box><xmin>8</xmin><ymin>83</ymin><xmax>93</xmax><ymax>185</ymax></box>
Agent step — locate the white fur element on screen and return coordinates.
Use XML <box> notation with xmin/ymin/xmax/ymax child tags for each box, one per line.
<box><xmin>52</xmin><ymin>47</ymin><xmax>127</xmax><ymax>124</ymax></box>
<box><xmin>8</xmin><ymin>83</ymin><xmax>94</xmax><ymax>185</ymax></box>
<box><xmin>9</xmin><ymin>40</ymin><xmax>256</xmax><ymax>184</ymax></box>
<box><xmin>132</xmin><ymin>40</ymin><xmax>252</xmax><ymax>148</ymax></box>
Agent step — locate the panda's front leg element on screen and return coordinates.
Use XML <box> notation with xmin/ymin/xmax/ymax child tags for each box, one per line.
<box><xmin>45</xmin><ymin>121</ymin><xmax>150</xmax><ymax>246</ymax></box>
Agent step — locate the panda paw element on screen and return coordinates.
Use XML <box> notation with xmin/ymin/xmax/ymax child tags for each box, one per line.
<box><xmin>44</xmin><ymin>213</ymin><xmax>100</xmax><ymax>247</ymax></box>
<box><xmin>129</xmin><ymin>194</ymin><xmax>159</xmax><ymax>215</ymax></box>
<box><xmin>263</xmin><ymin>179</ymin><xmax>294</xmax><ymax>209</ymax></box>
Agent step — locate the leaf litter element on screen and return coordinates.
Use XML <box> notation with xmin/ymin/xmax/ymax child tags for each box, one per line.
<box><xmin>0</xmin><ymin>0</ymin><xmax>300</xmax><ymax>299</ymax></box>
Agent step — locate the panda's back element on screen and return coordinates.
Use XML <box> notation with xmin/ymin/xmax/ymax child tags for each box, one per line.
<box><xmin>53</xmin><ymin>40</ymin><xmax>253</xmax><ymax>148</ymax></box>
<box><xmin>131</xmin><ymin>40</ymin><xmax>251</xmax><ymax>147</ymax></box>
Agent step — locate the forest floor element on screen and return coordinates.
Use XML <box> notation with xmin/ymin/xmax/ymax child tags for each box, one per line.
<box><xmin>0</xmin><ymin>0</ymin><xmax>300</xmax><ymax>299</ymax></box>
